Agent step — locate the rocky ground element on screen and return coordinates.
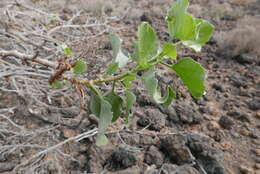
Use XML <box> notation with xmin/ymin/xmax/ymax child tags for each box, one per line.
<box><xmin>0</xmin><ymin>0</ymin><xmax>259</xmax><ymax>174</ymax></box>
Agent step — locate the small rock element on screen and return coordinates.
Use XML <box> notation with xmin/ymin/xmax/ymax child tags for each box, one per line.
<box><xmin>256</xmin><ymin>111</ymin><xmax>260</xmax><ymax>119</ymax></box>
<box><xmin>103</xmin><ymin>41</ymin><xmax>112</xmax><ymax>50</ymax></box>
<box><xmin>175</xmin><ymin>103</ymin><xmax>203</xmax><ymax>124</ymax></box>
<box><xmin>248</xmin><ymin>99</ymin><xmax>260</xmax><ymax>111</ymax></box>
<box><xmin>139</xmin><ymin>134</ymin><xmax>159</xmax><ymax>145</ymax></box>
<box><xmin>254</xmin><ymin>157</ymin><xmax>260</xmax><ymax>163</ymax></box>
<box><xmin>198</xmin><ymin>106</ymin><xmax>211</xmax><ymax>114</ymax></box>
<box><xmin>121</xmin><ymin>133</ymin><xmax>140</xmax><ymax>145</ymax></box>
<box><xmin>108</xmin><ymin>148</ymin><xmax>137</xmax><ymax>170</ymax></box>
<box><xmin>235</xmin><ymin>53</ymin><xmax>258</xmax><ymax>65</ymax></box>
<box><xmin>207</xmin><ymin>121</ymin><xmax>220</xmax><ymax>131</ymax></box>
<box><xmin>165</xmin><ymin>106</ymin><xmax>180</xmax><ymax>123</ymax></box>
<box><xmin>230</xmin><ymin>76</ymin><xmax>248</xmax><ymax>88</ymax></box>
<box><xmin>145</xmin><ymin>146</ymin><xmax>164</xmax><ymax>167</ymax></box>
<box><xmin>140</xmin><ymin>12</ymin><xmax>152</xmax><ymax>24</ymax></box>
<box><xmin>255</xmin><ymin>163</ymin><xmax>260</xmax><ymax>169</ymax></box>
<box><xmin>240</xmin><ymin>128</ymin><xmax>251</xmax><ymax>137</ymax></box>
<box><xmin>160</xmin><ymin>134</ymin><xmax>195</xmax><ymax>164</ymax></box>
<box><xmin>137</xmin><ymin>116</ymin><xmax>150</xmax><ymax>127</ymax></box>
<box><xmin>62</xmin><ymin>128</ymin><xmax>78</xmax><ymax>138</ymax></box>
<box><xmin>212</xmin><ymin>83</ymin><xmax>224</xmax><ymax>92</ymax></box>
<box><xmin>187</xmin><ymin>134</ymin><xmax>225</xmax><ymax>174</ymax></box>
<box><xmin>219</xmin><ymin>116</ymin><xmax>234</xmax><ymax>130</ymax></box>
<box><xmin>238</xmin><ymin>113</ymin><xmax>251</xmax><ymax>123</ymax></box>
<box><xmin>252</xmin><ymin>149</ymin><xmax>260</xmax><ymax>157</ymax></box>
<box><xmin>138</xmin><ymin>108</ymin><xmax>166</xmax><ymax>131</ymax></box>
<box><xmin>227</xmin><ymin>111</ymin><xmax>251</xmax><ymax>123</ymax></box>
<box><xmin>239</xmin><ymin>165</ymin><xmax>254</xmax><ymax>174</ymax></box>
<box><xmin>0</xmin><ymin>162</ymin><xmax>16</xmax><ymax>172</ymax></box>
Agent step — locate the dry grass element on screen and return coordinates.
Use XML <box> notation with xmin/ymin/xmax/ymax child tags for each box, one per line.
<box><xmin>215</xmin><ymin>16</ymin><xmax>260</xmax><ymax>57</ymax></box>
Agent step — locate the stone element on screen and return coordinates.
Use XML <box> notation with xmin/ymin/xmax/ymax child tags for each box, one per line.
<box><xmin>187</xmin><ymin>134</ymin><xmax>226</xmax><ymax>174</ymax></box>
<box><xmin>165</xmin><ymin>106</ymin><xmax>180</xmax><ymax>123</ymax></box>
<box><xmin>252</xmin><ymin>149</ymin><xmax>260</xmax><ymax>157</ymax></box>
<box><xmin>0</xmin><ymin>162</ymin><xmax>16</xmax><ymax>172</ymax></box>
<box><xmin>108</xmin><ymin>148</ymin><xmax>137</xmax><ymax>170</ymax></box>
<box><xmin>255</xmin><ymin>163</ymin><xmax>260</xmax><ymax>169</ymax></box>
<box><xmin>160</xmin><ymin>134</ymin><xmax>195</xmax><ymax>165</ymax></box>
<box><xmin>255</xmin><ymin>111</ymin><xmax>260</xmax><ymax>119</ymax></box>
<box><xmin>219</xmin><ymin>116</ymin><xmax>234</xmax><ymax>130</ymax></box>
<box><xmin>145</xmin><ymin>146</ymin><xmax>164</xmax><ymax>167</ymax></box>
<box><xmin>239</xmin><ymin>165</ymin><xmax>254</xmax><ymax>174</ymax></box>
<box><xmin>212</xmin><ymin>83</ymin><xmax>224</xmax><ymax>92</ymax></box>
<box><xmin>236</xmin><ymin>53</ymin><xmax>258</xmax><ymax>65</ymax></box>
<box><xmin>140</xmin><ymin>12</ymin><xmax>152</xmax><ymax>24</ymax></box>
<box><xmin>62</xmin><ymin>128</ymin><xmax>78</xmax><ymax>138</ymax></box>
<box><xmin>138</xmin><ymin>108</ymin><xmax>166</xmax><ymax>131</ymax></box>
<box><xmin>174</xmin><ymin>103</ymin><xmax>203</xmax><ymax>124</ymax></box>
<box><xmin>207</xmin><ymin>121</ymin><xmax>220</xmax><ymax>131</ymax></box>
<box><xmin>248</xmin><ymin>99</ymin><xmax>260</xmax><ymax>111</ymax></box>
<box><xmin>227</xmin><ymin>111</ymin><xmax>251</xmax><ymax>123</ymax></box>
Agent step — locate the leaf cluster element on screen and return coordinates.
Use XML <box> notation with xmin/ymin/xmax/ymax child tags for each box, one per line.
<box><xmin>50</xmin><ymin>0</ymin><xmax>214</xmax><ymax>146</ymax></box>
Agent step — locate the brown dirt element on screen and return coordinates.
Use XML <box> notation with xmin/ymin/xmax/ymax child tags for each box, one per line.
<box><xmin>0</xmin><ymin>0</ymin><xmax>259</xmax><ymax>174</ymax></box>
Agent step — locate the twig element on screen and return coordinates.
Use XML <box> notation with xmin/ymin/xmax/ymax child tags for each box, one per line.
<box><xmin>12</xmin><ymin>128</ymin><xmax>98</xmax><ymax>172</ymax></box>
<box><xmin>0</xmin><ymin>50</ymin><xmax>58</xmax><ymax>68</ymax></box>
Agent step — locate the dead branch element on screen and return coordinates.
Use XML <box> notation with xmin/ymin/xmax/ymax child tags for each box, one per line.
<box><xmin>12</xmin><ymin>128</ymin><xmax>98</xmax><ymax>172</ymax></box>
<box><xmin>0</xmin><ymin>49</ymin><xmax>58</xmax><ymax>69</ymax></box>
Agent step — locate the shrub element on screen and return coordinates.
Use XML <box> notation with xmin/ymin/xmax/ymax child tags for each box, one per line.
<box><xmin>51</xmin><ymin>0</ymin><xmax>214</xmax><ymax>146</ymax></box>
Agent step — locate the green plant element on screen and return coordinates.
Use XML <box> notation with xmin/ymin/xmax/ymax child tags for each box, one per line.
<box><xmin>51</xmin><ymin>0</ymin><xmax>214</xmax><ymax>146</ymax></box>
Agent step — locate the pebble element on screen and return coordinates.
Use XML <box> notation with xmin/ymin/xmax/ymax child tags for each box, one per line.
<box><xmin>219</xmin><ymin>116</ymin><xmax>234</xmax><ymax>130</ymax></box>
<box><xmin>255</xmin><ymin>163</ymin><xmax>260</xmax><ymax>169</ymax></box>
<box><xmin>207</xmin><ymin>121</ymin><xmax>220</xmax><ymax>131</ymax></box>
<box><xmin>252</xmin><ymin>149</ymin><xmax>260</xmax><ymax>157</ymax></box>
<box><xmin>239</xmin><ymin>165</ymin><xmax>254</xmax><ymax>174</ymax></box>
<box><xmin>255</xmin><ymin>111</ymin><xmax>260</xmax><ymax>119</ymax></box>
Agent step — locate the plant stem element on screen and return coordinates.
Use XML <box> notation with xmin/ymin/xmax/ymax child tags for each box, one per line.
<box><xmin>160</xmin><ymin>61</ymin><xmax>172</xmax><ymax>69</ymax></box>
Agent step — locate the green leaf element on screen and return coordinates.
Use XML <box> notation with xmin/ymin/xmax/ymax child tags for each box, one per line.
<box><xmin>137</xmin><ymin>23</ymin><xmax>158</xmax><ymax>67</ymax></box>
<box><xmin>96</xmin><ymin>99</ymin><xmax>113</xmax><ymax>146</ymax></box>
<box><xmin>142</xmin><ymin>67</ymin><xmax>158</xmax><ymax>97</ymax></box>
<box><xmin>142</xmin><ymin>67</ymin><xmax>175</xmax><ymax>105</ymax></box>
<box><xmin>105</xmin><ymin>92</ymin><xmax>123</xmax><ymax>122</ymax></box>
<box><xmin>166</xmin><ymin>0</ymin><xmax>195</xmax><ymax>40</ymax></box>
<box><xmin>89</xmin><ymin>89</ymin><xmax>101</xmax><ymax>117</ymax></box>
<box><xmin>115</xmin><ymin>51</ymin><xmax>129</xmax><ymax>68</ymax></box>
<box><xmin>50</xmin><ymin>81</ymin><xmax>63</xmax><ymax>88</ymax></box>
<box><xmin>167</xmin><ymin>13</ymin><xmax>195</xmax><ymax>41</ymax></box>
<box><xmin>125</xmin><ymin>90</ymin><xmax>136</xmax><ymax>124</ymax></box>
<box><xmin>161</xmin><ymin>42</ymin><xmax>177</xmax><ymax>59</ymax></box>
<box><xmin>122</xmin><ymin>74</ymin><xmax>136</xmax><ymax>89</ymax></box>
<box><xmin>73</xmin><ymin>60</ymin><xmax>87</xmax><ymax>75</ymax></box>
<box><xmin>62</xmin><ymin>43</ymin><xmax>71</xmax><ymax>56</ymax></box>
<box><xmin>182</xmin><ymin>19</ymin><xmax>214</xmax><ymax>52</ymax></box>
<box><xmin>172</xmin><ymin>57</ymin><xmax>206</xmax><ymax>99</ymax></box>
<box><xmin>64</xmin><ymin>47</ymin><xmax>71</xmax><ymax>56</ymax></box>
<box><xmin>110</xmin><ymin>33</ymin><xmax>130</xmax><ymax>68</ymax></box>
<box><xmin>110</xmin><ymin>33</ymin><xmax>121</xmax><ymax>58</ymax></box>
<box><xmin>131</xmin><ymin>42</ymin><xmax>139</xmax><ymax>61</ymax></box>
<box><xmin>96</xmin><ymin>133</ymin><xmax>109</xmax><ymax>146</ymax></box>
<box><xmin>154</xmin><ymin>86</ymin><xmax>176</xmax><ymax>106</ymax></box>
<box><xmin>106</xmin><ymin>62</ymin><xmax>119</xmax><ymax>75</ymax></box>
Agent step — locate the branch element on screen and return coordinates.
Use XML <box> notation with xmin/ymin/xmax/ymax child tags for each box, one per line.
<box><xmin>0</xmin><ymin>50</ymin><xmax>58</xmax><ymax>69</ymax></box>
<box><xmin>12</xmin><ymin>128</ymin><xmax>98</xmax><ymax>172</ymax></box>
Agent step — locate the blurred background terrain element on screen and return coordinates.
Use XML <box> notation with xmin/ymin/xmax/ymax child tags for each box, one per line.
<box><xmin>0</xmin><ymin>0</ymin><xmax>259</xmax><ymax>173</ymax></box>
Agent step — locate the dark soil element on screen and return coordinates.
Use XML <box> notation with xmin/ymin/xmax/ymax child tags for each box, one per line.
<box><xmin>0</xmin><ymin>0</ymin><xmax>259</xmax><ymax>174</ymax></box>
